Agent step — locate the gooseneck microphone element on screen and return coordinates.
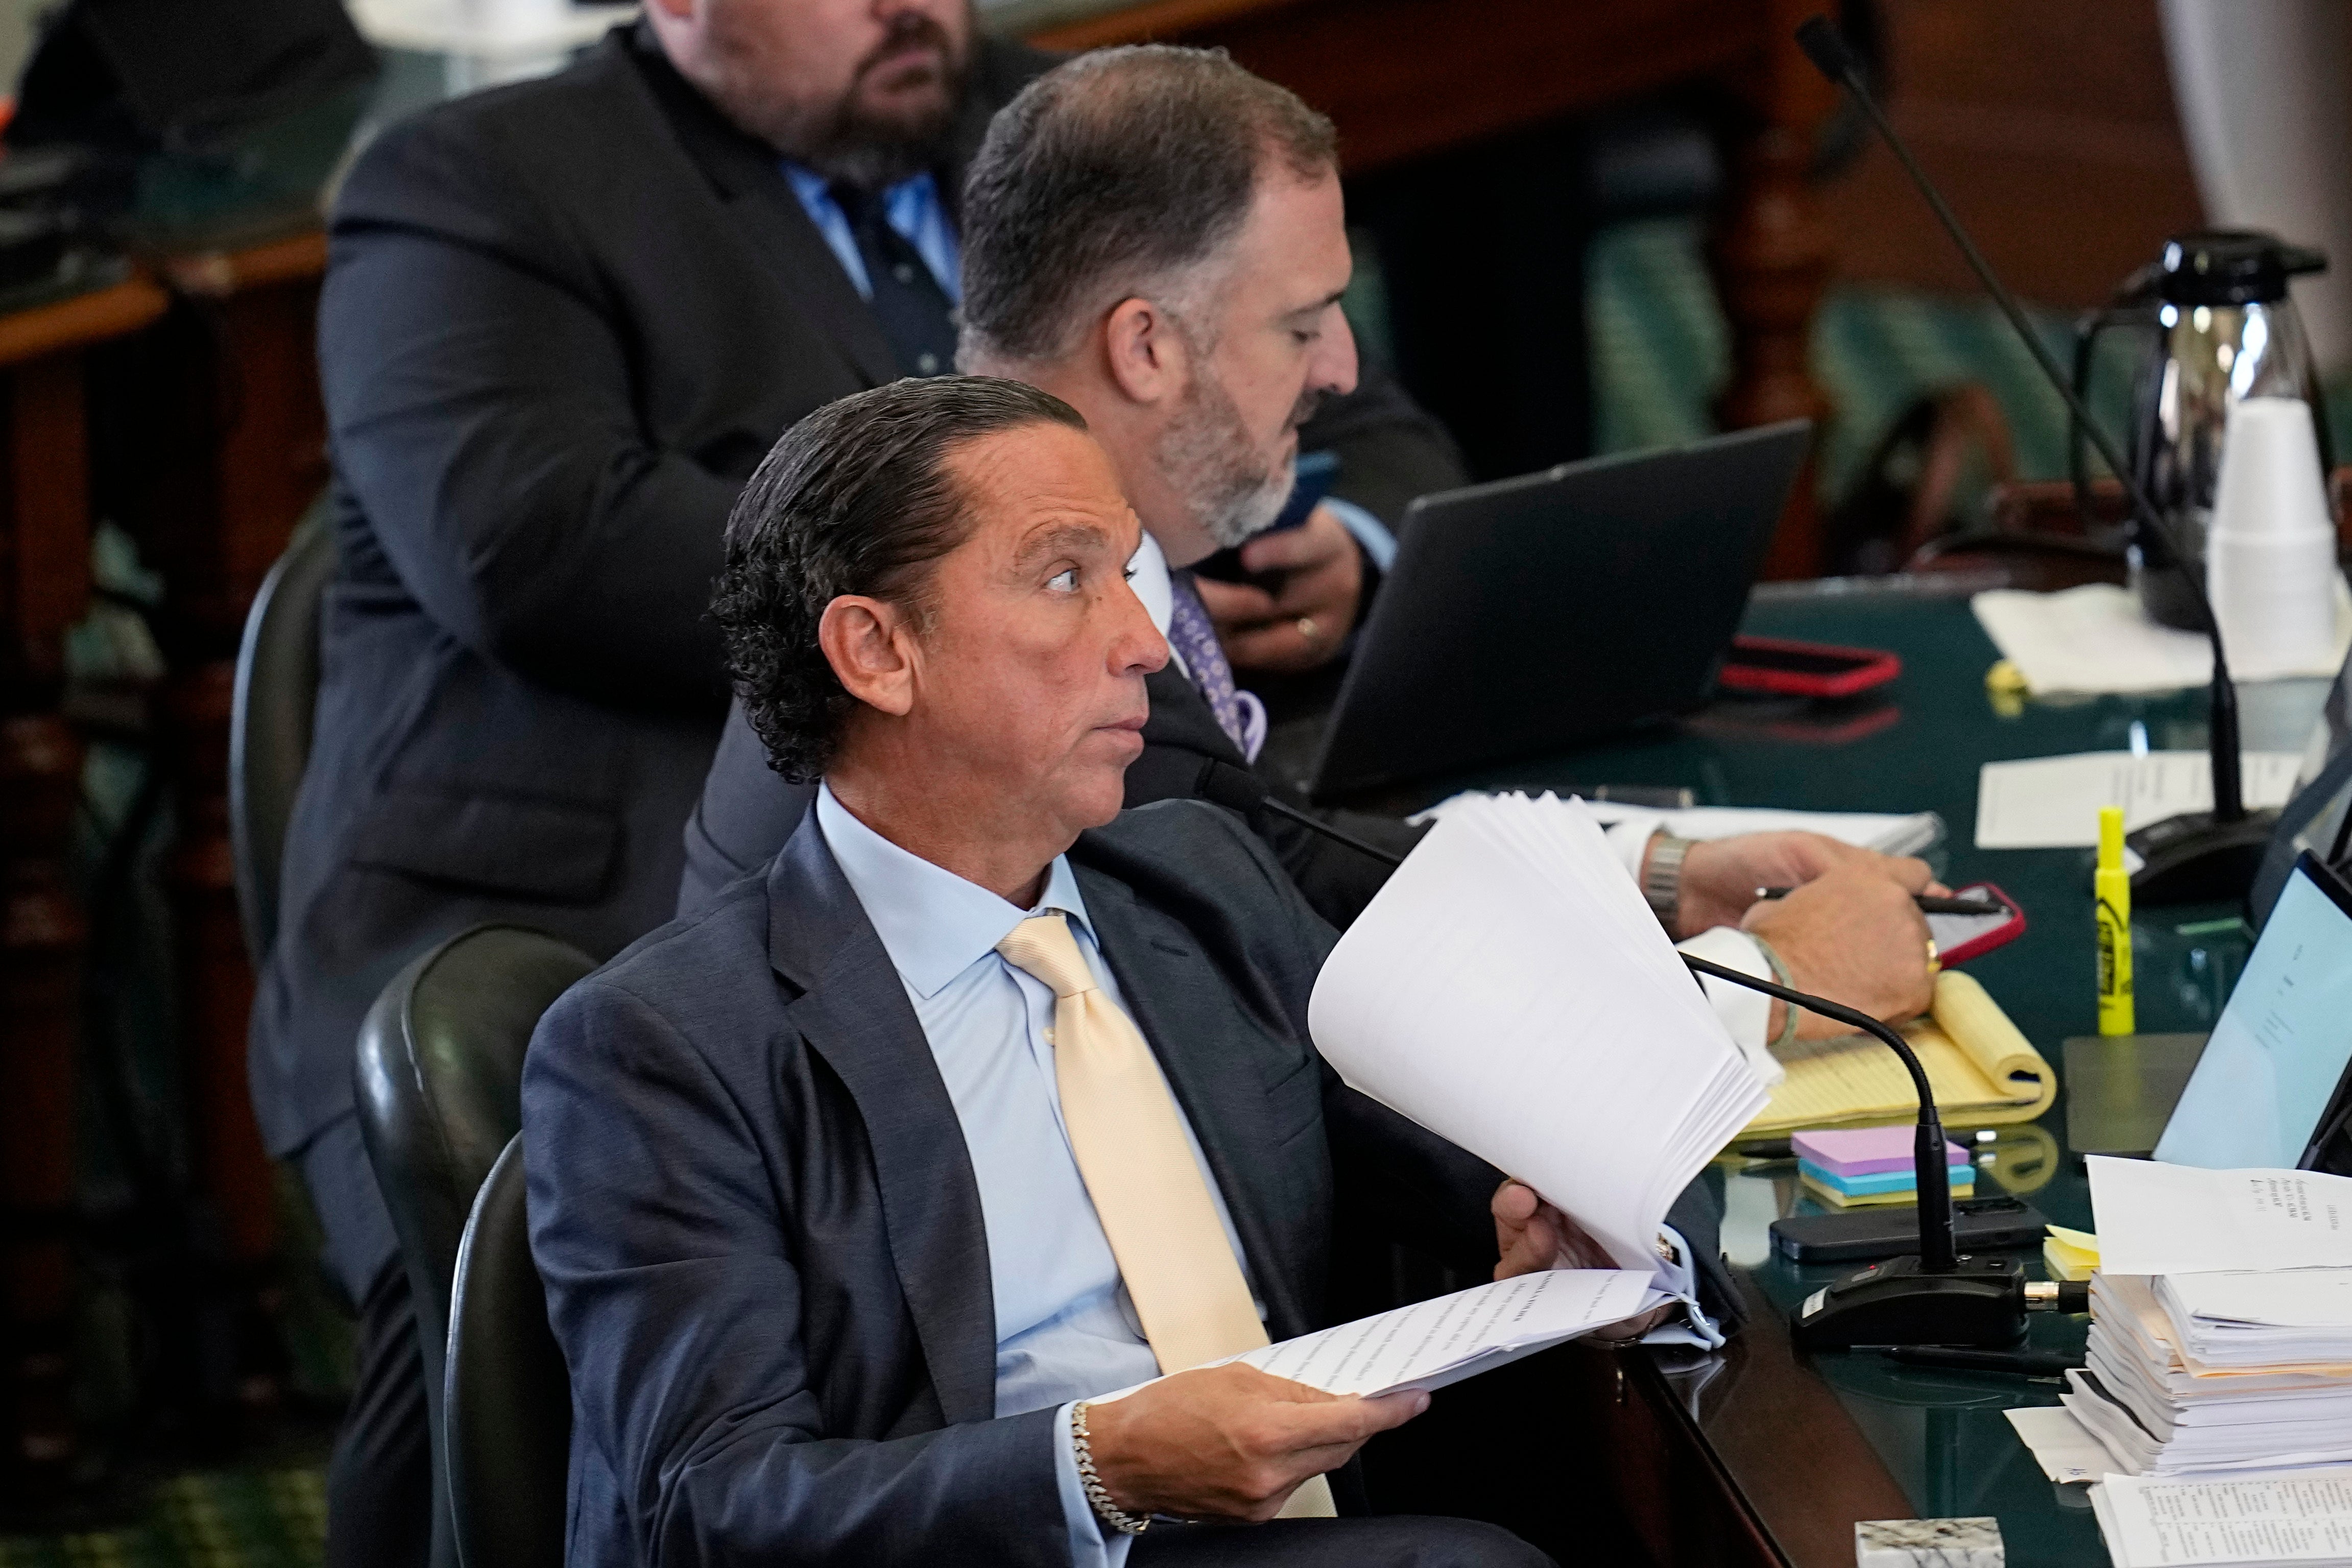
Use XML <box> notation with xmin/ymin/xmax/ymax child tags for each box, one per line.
<box><xmin>1794</xmin><ymin>17</ymin><xmax>2274</xmax><ymax>905</ymax></box>
<box><xmin>1201</xmin><ymin>761</ymin><xmax>2045</xmax><ymax>1345</ymax></box>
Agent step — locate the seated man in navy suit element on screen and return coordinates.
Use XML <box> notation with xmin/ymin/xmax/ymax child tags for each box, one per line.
<box><xmin>524</xmin><ymin>375</ymin><xmax>1675</xmax><ymax>1564</ymax></box>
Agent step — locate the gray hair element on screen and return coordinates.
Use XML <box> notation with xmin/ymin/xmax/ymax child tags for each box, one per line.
<box><xmin>956</xmin><ymin>45</ymin><xmax>1338</xmax><ymax>367</ymax></box>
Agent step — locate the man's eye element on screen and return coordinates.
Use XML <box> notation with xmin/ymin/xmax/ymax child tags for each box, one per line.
<box><xmin>1047</xmin><ymin>567</ymin><xmax>1078</xmax><ymax>592</ymax></box>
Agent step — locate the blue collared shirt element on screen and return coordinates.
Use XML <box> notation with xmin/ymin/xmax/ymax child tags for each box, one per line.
<box><xmin>781</xmin><ymin>163</ymin><xmax>962</xmax><ymax>305</ymax></box>
<box><xmin>814</xmin><ymin>783</ymin><xmax>1257</xmax><ymax>1566</ymax></box>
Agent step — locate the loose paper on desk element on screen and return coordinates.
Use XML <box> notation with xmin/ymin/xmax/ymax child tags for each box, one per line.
<box><xmin>1415</xmin><ymin>792</ymin><xmax>1943</xmax><ymax>858</ymax></box>
<box><xmin>1239</xmin><ymin>1269</ymin><xmax>1658</xmax><ymax>1397</ymax></box>
<box><xmin>2006</xmin><ymin>1405</ymin><xmax>2113</xmax><ymax>1485</ymax></box>
<box><xmin>2092</xmin><ymin>1467</ymin><xmax>2352</xmax><ymax>1567</ymax></box>
<box><xmin>1309</xmin><ymin>792</ymin><xmax>1770</xmax><ymax>1280</ymax></box>
<box><xmin>1976</xmin><ymin>752</ymin><xmax>2302</xmax><ymax>851</ymax></box>
<box><xmin>2089</xmin><ymin>1157</ymin><xmax>2352</xmax><ymax>1275</ymax></box>
<box><xmin>1973</xmin><ymin>580</ymin><xmax>2352</xmax><ymax>695</ymax></box>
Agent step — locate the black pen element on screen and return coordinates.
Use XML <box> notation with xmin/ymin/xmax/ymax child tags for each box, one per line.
<box><xmin>1882</xmin><ymin>1346</ymin><xmax>2080</xmax><ymax>1379</ymax></box>
<box><xmin>1755</xmin><ymin>887</ymin><xmax>2004</xmax><ymax>916</ymax></box>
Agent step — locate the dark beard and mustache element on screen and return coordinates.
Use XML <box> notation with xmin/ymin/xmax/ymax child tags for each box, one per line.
<box><xmin>714</xmin><ymin>9</ymin><xmax>973</xmax><ymax>190</ymax></box>
<box><xmin>1155</xmin><ymin>370</ymin><xmax>1327</xmax><ymax>550</ymax></box>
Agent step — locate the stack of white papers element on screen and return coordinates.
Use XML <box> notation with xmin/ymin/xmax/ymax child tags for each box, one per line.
<box><xmin>1309</xmin><ymin>792</ymin><xmax>1771</xmax><ymax>1280</ymax></box>
<box><xmin>2063</xmin><ymin>1274</ymin><xmax>2352</xmax><ymax>1477</ymax></box>
<box><xmin>2163</xmin><ymin>1275</ymin><xmax>2352</xmax><ymax>1370</ymax></box>
<box><xmin>2092</xmin><ymin>1467</ymin><xmax>2352</xmax><ymax>1567</ymax></box>
<box><xmin>2054</xmin><ymin>1162</ymin><xmax>2352</xmax><ymax>1482</ymax></box>
<box><xmin>1973</xmin><ymin>581</ymin><xmax>2352</xmax><ymax>695</ymax></box>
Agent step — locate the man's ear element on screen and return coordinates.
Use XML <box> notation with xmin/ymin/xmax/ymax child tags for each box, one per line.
<box><xmin>1100</xmin><ymin>296</ymin><xmax>1189</xmax><ymax>408</ymax></box>
<box><xmin>818</xmin><ymin>595</ymin><xmax>919</xmax><ymax>718</ymax></box>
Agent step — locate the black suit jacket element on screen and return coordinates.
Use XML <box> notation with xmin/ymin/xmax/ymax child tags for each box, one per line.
<box><xmin>254</xmin><ymin>23</ymin><xmax>1460</xmax><ymax>1280</ymax></box>
<box><xmin>680</xmin><ymin>670</ymin><xmax>1424</xmax><ymax>928</ymax></box>
<box><xmin>524</xmin><ymin>800</ymin><xmax>1507</xmax><ymax>1566</ymax></box>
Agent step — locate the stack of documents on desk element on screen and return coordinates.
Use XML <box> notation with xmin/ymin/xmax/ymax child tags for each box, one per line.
<box><xmin>2065</xmin><ymin>1272</ymin><xmax>2352</xmax><ymax>1476</ymax></box>
<box><xmin>1310</xmin><ymin>792</ymin><xmax>1770</xmax><ymax>1281</ymax></box>
<box><xmin>2058</xmin><ymin>1161</ymin><xmax>2352</xmax><ymax>1479</ymax></box>
<box><xmin>1740</xmin><ymin>970</ymin><xmax>2056</xmax><ymax>1136</ymax></box>
<box><xmin>2092</xmin><ymin>1466</ymin><xmax>2352</xmax><ymax>1567</ymax></box>
<box><xmin>1973</xmin><ymin>580</ymin><xmax>2352</xmax><ymax>695</ymax></box>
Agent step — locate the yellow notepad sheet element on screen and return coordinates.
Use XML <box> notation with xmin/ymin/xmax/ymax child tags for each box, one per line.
<box><xmin>1740</xmin><ymin>970</ymin><xmax>2054</xmax><ymax>1137</ymax></box>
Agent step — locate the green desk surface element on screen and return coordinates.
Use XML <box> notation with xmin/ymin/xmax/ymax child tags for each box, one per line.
<box><xmin>1393</xmin><ymin>578</ymin><xmax>2332</xmax><ymax>1568</ymax></box>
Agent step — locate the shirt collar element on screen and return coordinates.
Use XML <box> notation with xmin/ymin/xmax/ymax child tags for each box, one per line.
<box><xmin>1126</xmin><ymin>530</ymin><xmax>1175</xmax><ymax>639</ymax></box>
<box><xmin>815</xmin><ymin>781</ymin><xmax>1095</xmax><ymax>1000</ymax></box>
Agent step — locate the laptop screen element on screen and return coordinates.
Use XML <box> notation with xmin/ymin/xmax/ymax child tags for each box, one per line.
<box><xmin>2155</xmin><ymin>853</ymin><xmax>2352</xmax><ymax>1170</ymax></box>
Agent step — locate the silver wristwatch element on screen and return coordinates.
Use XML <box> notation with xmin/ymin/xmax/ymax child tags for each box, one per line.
<box><xmin>1642</xmin><ymin>833</ymin><xmax>1695</xmax><ymax>929</ymax></box>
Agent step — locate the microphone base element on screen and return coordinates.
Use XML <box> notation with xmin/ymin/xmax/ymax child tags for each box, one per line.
<box><xmin>2127</xmin><ymin>808</ymin><xmax>2280</xmax><ymax>905</ymax></box>
<box><xmin>1790</xmin><ymin>1255</ymin><xmax>2027</xmax><ymax>1350</ymax></box>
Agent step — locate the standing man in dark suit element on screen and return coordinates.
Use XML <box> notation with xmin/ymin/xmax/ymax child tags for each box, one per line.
<box><xmin>529</xmin><ymin>373</ymin><xmax>1658</xmax><ymax>1566</ymax></box>
<box><xmin>262</xmin><ymin>7</ymin><xmax>1459</xmax><ymax>1563</ymax></box>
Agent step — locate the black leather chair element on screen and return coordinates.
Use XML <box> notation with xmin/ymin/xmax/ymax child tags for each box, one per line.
<box><xmin>353</xmin><ymin>925</ymin><xmax>594</xmax><ymax>1568</ymax></box>
<box><xmin>229</xmin><ymin>498</ymin><xmax>335</xmax><ymax>968</ymax></box>
<box><xmin>445</xmin><ymin>1133</ymin><xmax>569</xmax><ymax>1568</ymax></box>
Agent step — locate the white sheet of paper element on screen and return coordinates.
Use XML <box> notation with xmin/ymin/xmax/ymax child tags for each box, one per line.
<box><xmin>1239</xmin><ymin>1270</ymin><xmax>1659</xmax><ymax>1397</ymax></box>
<box><xmin>1309</xmin><ymin>793</ymin><xmax>1769</xmax><ymax>1277</ymax></box>
<box><xmin>2090</xmin><ymin>1158</ymin><xmax>2352</xmax><ymax>1275</ymax></box>
<box><xmin>2006</xmin><ymin>1404</ymin><xmax>2115</xmax><ymax>1485</ymax></box>
<box><xmin>2166</xmin><ymin>1272</ymin><xmax>2352</xmax><ymax>1331</ymax></box>
<box><xmin>2094</xmin><ymin>1468</ymin><xmax>2352</xmax><ymax>1565</ymax></box>
<box><xmin>1973</xmin><ymin>581</ymin><xmax>2352</xmax><ymax>695</ymax></box>
<box><xmin>1415</xmin><ymin>794</ymin><xmax>1945</xmax><ymax>858</ymax></box>
<box><xmin>1974</xmin><ymin>752</ymin><xmax>2302</xmax><ymax>850</ymax></box>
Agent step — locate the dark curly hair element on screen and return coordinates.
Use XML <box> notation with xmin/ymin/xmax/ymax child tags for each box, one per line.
<box><xmin>710</xmin><ymin>376</ymin><xmax>1089</xmax><ymax>782</ymax></box>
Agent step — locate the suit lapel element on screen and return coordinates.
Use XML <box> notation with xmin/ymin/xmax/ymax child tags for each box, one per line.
<box><xmin>622</xmin><ymin>30</ymin><xmax>899</xmax><ymax>388</ymax></box>
<box><xmin>765</xmin><ymin>817</ymin><xmax>998</xmax><ymax>1426</ymax></box>
<box><xmin>1075</xmin><ymin>867</ymin><xmax>1312</xmax><ymax>1339</ymax></box>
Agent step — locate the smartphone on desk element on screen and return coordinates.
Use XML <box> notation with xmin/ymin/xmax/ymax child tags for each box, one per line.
<box><xmin>1192</xmin><ymin>451</ymin><xmax>1340</xmax><ymax>589</ymax></box>
<box><xmin>1927</xmin><ymin>882</ymin><xmax>2026</xmax><ymax>966</ymax></box>
<box><xmin>1717</xmin><ymin>636</ymin><xmax>1901</xmax><ymax>699</ymax></box>
<box><xmin>1771</xmin><ymin>1195</ymin><xmax>2048</xmax><ymax>1263</ymax></box>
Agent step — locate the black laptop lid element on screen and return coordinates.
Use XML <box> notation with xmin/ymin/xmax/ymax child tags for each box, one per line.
<box><xmin>1308</xmin><ymin>420</ymin><xmax>1811</xmax><ymax>800</ymax></box>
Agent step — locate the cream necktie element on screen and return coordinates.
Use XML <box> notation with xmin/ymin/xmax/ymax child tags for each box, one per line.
<box><xmin>996</xmin><ymin>912</ymin><xmax>1335</xmax><ymax>1520</ymax></box>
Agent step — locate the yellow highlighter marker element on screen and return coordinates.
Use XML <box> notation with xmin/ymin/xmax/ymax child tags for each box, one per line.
<box><xmin>2096</xmin><ymin>804</ymin><xmax>2134</xmax><ymax>1035</ymax></box>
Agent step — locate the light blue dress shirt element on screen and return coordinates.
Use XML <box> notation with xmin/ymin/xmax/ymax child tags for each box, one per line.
<box><xmin>780</xmin><ymin>163</ymin><xmax>962</xmax><ymax>304</ymax></box>
<box><xmin>814</xmin><ymin>783</ymin><xmax>1262</xmax><ymax>1566</ymax></box>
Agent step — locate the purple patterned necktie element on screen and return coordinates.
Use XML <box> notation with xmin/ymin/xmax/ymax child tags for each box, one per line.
<box><xmin>1164</xmin><ymin>570</ymin><xmax>1250</xmax><ymax>753</ymax></box>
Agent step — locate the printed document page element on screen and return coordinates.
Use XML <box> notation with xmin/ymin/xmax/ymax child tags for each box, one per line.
<box><xmin>2094</xmin><ymin>1468</ymin><xmax>2352</xmax><ymax>1565</ymax></box>
<box><xmin>1309</xmin><ymin>793</ymin><xmax>1769</xmax><ymax>1277</ymax></box>
<box><xmin>2090</xmin><ymin>1157</ymin><xmax>2352</xmax><ymax>1275</ymax></box>
<box><xmin>1976</xmin><ymin>752</ymin><xmax>2303</xmax><ymax>851</ymax></box>
<box><xmin>1240</xmin><ymin>1270</ymin><xmax>1659</xmax><ymax>1397</ymax></box>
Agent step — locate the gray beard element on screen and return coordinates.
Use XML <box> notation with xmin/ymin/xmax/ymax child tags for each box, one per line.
<box><xmin>1154</xmin><ymin>373</ymin><xmax>1293</xmax><ymax>550</ymax></box>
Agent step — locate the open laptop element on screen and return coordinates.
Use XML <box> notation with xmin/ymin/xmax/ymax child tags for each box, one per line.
<box><xmin>2146</xmin><ymin>851</ymin><xmax>2352</xmax><ymax>1171</ymax></box>
<box><xmin>1307</xmin><ymin>420</ymin><xmax>1811</xmax><ymax>801</ymax></box>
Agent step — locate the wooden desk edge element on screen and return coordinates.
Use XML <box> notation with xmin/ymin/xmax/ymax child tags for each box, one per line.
<box><xmin>0</xmin><ymin>276</ymin><xmax>171</xmax><ymax>368</ymax></box>
<box><xmin>1637</xmin><ymin>1270</ymin><xmax>1917</xmax><ymax>1568</ymax></box>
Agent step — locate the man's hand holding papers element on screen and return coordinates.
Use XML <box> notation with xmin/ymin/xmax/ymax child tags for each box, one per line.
<box><xmin>1310</xmin><ymin>793</ymin><xmax>1773</xmax><ymax>1293</ymax></box>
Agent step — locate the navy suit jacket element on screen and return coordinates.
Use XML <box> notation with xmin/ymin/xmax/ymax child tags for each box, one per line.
<box><xmin>524</xmin><ymin>800</ymin><xmax>1510</xmax><ymax>1565</ymax></box>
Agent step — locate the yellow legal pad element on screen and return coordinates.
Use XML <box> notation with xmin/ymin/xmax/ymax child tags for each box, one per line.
<box><xmin>1739</xmin><ymin>970</ymin><xmax>2054</xmax><ymax>1137</ymax></box>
